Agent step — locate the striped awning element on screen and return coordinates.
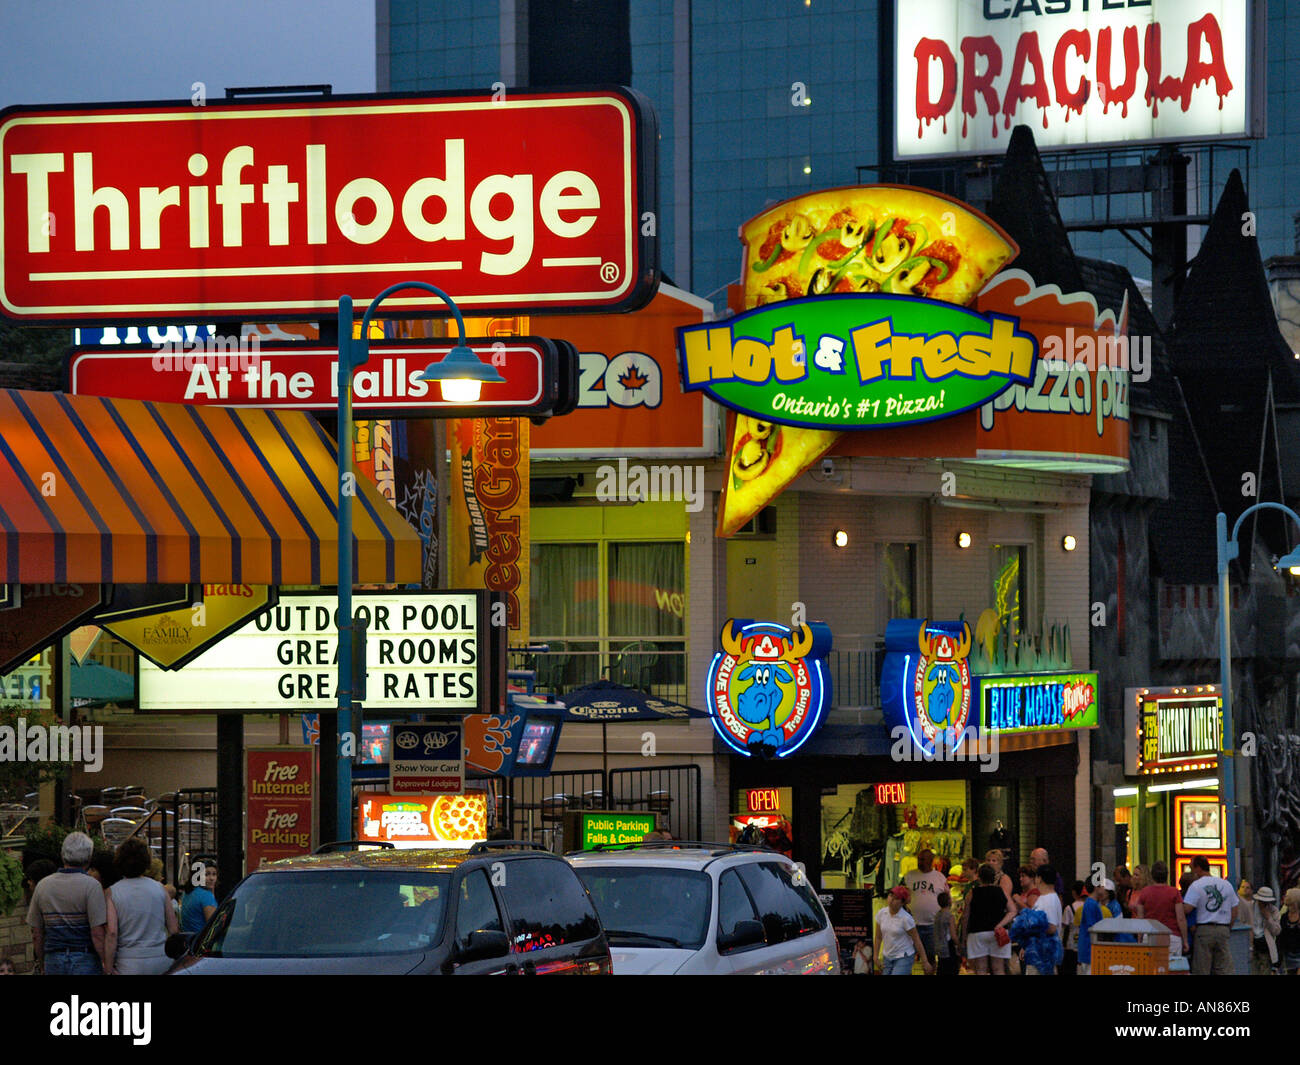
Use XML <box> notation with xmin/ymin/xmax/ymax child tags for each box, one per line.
<box><xmin>0</xmin><ymin>389</ymin><xmax>422</xmax><ymax>585</ymax></box>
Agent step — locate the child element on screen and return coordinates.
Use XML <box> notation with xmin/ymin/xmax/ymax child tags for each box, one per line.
<box><xmin>934</xmin><ymin>892</ymin><xmax>960</xmax><ymax>974</ymax></box>
<box><xmin>1061</xmin><ymin>880</ymin><xmax>1086</xmax><ymax>976</ymax></box>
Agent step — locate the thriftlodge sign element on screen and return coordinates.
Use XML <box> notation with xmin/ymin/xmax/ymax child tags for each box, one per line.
<box><xmin>0</xmin><ymin>89</ymin><xmax>657</xmax><ymax>322</ymax></box>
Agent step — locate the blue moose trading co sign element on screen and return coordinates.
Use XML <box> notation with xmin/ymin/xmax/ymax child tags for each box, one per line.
<box><xmin>707</xmin><ymin>620</ymin><xmax>832</xmax><ymax>758</ymax></box>
<box><xmin>881</xmin><ymin>619</ymin><xmax>975</xmax><ymax>756</ymax></box>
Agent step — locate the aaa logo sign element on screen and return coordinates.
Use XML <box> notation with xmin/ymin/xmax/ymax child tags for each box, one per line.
<box><xmin>677</xmin><ymin>294</ymin><xmax>1036</xmax><ymax>430</ymax></box>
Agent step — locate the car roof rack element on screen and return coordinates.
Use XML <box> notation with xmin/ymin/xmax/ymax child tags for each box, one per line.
<box><xmin>467</xmin><ymin>840</ymin><xmax>552</xmax><ymax>855</ymax></box>
<box><xmin>571</xmin><ymin>840</ymin><xmax>772</xmax><ymax>856</ymax></box>
<box><xmin>313</xmin><ymin>839</ymin><xmax>395</xmax><ymax>853</ymax></box>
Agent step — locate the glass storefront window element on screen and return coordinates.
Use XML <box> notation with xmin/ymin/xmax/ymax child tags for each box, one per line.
<box><xmin>991</xmin><ymin>544</ymin><xmax>1028</xmax><ymax>636</ymax></box>
<box><xmin>819</xmin><ymin>781</ymin><xmax>969</xmax><ymax>894</ymax></box>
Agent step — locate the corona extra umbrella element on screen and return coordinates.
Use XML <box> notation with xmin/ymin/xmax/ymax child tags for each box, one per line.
<box><xmin>549</xmin><ymin>679</ymin><xmax>709</xmax><ymax>779</ymax></box>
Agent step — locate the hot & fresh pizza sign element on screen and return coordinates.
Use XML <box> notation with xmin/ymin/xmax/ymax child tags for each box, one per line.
<box><xmin>678</xmin><ymin>293</ymin><xmax>1036</xmax><ymax>430</ymax></box>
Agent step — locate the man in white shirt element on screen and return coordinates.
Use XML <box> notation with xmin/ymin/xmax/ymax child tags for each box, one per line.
<box><xmin>1026</xmin><ymin>864</ymin><xmax>1063</xmax><ymax>975</ymax></box>
<box><xmin>902</xmin><ymin>849</ymin><xmax>948</xmax><ymax>970</ymax></box>
<box><xmin>1181</xmin><ymin>855</ymin><xmax>1239</xmax><ymax>975</ymax></box>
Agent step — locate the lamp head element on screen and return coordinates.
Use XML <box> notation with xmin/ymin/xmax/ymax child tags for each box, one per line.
<box><xmin>418</xmin><ymin>343</ymin><xmax>506</xmax><ymax>404</ymax></box>
<box><xmin>1277</xmin><ymin>545</ymin><xmax>1300</xmax><ymax>575</ymax></box>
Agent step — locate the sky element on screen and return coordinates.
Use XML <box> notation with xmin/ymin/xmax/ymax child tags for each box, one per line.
<box><xmin>0</xmin><ymin>0</ymin><xmax>375</xmax><ymax>109</ymax></box>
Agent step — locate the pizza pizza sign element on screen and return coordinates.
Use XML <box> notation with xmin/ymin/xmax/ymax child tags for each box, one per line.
<box><xmin>706</xmin><ymin>620</ymin><xmax>832</xmax><ymax>758</ymax></box>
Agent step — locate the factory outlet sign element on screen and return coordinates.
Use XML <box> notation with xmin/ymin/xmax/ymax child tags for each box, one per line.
<box><xmin>678</xmin><ymin>293</ymin><xmax>1036</xmax><ymax>430</ymax></box>
<box><xmin>895</xmin><ymin>0</ymin><xmax>1261</xmax><ymax>159</ymax></box>
<box><xmin>706</xmin><ymin>620</ymin><xmax>833</xmax><ymax>758</ymax></box>
<box><xmin>1126</xmin><ymin>687</ymin><xmax>1223</xmax><ymax>775</ymax></box>
<box><xmin>0</xmin><ymin>88</ymin><xmax>657</xmax><ymax>322</ymax></box>
<box><xmin>138</xmin><ymin>591</ymin><xmax>488</xmax><ymax>712</ymax></box>
<box><xmin>978</xmin><ymin>671</ymin><xmax>1099</xmax><ymax>733</ymax></box>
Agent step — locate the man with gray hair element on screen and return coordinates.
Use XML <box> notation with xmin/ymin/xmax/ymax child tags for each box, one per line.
<box><xmin>26</xmin><ymin>831</ymin><xmax>108</xmax><ymax>975</ymax></box>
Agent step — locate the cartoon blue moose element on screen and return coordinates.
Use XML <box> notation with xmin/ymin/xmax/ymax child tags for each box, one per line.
<box><xmin>722</xmin><ymin>623</ymin><xmax>814</xmax><ymax>754</ymax></box>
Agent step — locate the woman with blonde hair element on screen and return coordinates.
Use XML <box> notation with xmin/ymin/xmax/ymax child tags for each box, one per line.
<box><xmin>984</xmin><ymin>849</ymin><xmax>1014</xmax><ymax>900</ymax></box>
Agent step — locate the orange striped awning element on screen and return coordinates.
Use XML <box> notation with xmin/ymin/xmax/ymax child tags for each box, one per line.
<box><xmin>0</xmin><ymin>389</ymin><xmax>422</xmax><ymax>585</ymax></box>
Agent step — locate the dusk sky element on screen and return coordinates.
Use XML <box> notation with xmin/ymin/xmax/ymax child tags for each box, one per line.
<box><xmin>0</xmin><ymin>0</ymin><xmax>375</xmax><ymax>108</ymax></box>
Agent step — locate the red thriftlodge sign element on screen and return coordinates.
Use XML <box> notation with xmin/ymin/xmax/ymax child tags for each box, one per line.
<box><xmin>0</xmin><ymin>89</ymin><xmax>657</xmax><ymax>323</ymax></box>
<box><xmin>66</xmin><ymin>338</ymin><xmax>563</xmax><ymax>417</ymax></box>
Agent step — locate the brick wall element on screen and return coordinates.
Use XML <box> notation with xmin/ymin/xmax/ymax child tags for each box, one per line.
<box><xmin>0</xmin><ymin>911</ymin><xmax>34</xmax><ymax>974</ymax></box>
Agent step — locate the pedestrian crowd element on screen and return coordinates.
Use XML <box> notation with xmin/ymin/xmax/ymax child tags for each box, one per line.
<box><xmin>860</xmin><ymin>844</ymin><xmax>1300</xmax><ymax>977</ymax></box>
<box><xmin>1</xmin><ymin>831</ymin><xmax>219</xmax><ymax>976</ymax></box>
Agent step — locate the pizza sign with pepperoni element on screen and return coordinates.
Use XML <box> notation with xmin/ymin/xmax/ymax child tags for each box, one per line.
<box><xmin>433</xmin><ymin>795</ymin><xmax>486</xmax><ymax>841</ymax></box>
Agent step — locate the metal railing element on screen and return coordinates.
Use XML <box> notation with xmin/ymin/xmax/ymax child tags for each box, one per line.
<box><xmin>509</xmin><ymin>643</ymin><xmax>688</xmax><ymax>703</ymax></box>
<box><xmin>125</xmin><ymin>787</ymin><xmax>219</xmax><ymax>889</ymax></box>
<box><xmin>827</xmin><ymin>648</ymin><xmax>878</xmax><ymax>709</ymax></box>
<box><xmin>512</xmin><ymin>644</ymin><xmax>877</xmax><ymax>710</ymax></box>
<box><xmin>486</xmin><ymin>764</ymin><xmax>703</xmax><ymax>852</ymax></box>
<box><xmin>608</xmin><ymin>764</ymin><xmax>702</xmax><ymax>842</ymax></box>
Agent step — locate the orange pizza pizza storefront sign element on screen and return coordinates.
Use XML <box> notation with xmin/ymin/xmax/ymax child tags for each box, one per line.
<box><xmin>358</xmin><ymin>792</ymin><xmax>488</xmax><ymax>848</ymax></box>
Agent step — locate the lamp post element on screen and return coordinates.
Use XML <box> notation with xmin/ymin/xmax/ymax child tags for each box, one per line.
<box><xmin>1214</xmin><ymin>502</ymin><xmax>1300</xmax><ymax>885</ymax></box>
<box><xmin>333</xmin><ymin>282</ymin><xmax>504</xmax><ymax>839</ymax></box>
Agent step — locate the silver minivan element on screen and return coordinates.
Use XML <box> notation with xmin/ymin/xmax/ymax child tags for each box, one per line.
<box><xmin>567</xmin><ymin>843</ymin><xmax>840</xmax><ymax>975</ymax></box>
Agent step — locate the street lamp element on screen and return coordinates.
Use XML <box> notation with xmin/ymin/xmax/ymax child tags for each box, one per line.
<box><xmin>1215</xmin><ymin>501</ymin><xmax>1300</xmax><ymax>884</ymax></box>
<box><xmin>333</xmin><ymin>281</ymin><xmax>504</xmax><ymax>838</ymax></box>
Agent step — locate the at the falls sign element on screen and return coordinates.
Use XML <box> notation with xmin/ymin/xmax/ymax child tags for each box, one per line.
<box><xmin>894</xmin><ymin>0</ymin><xmax>1263</xmax><ymax>160</ymax></box>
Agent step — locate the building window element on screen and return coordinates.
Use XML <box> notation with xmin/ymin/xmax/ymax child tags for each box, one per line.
<box><xmin>530</xmin><ymin>539</ymin><xmax>686</xmax><ymax>695</ymax></box>
<box><xmin>991</xmin><ymin>544</ymin><xmax>1028</xmax><ymax>636</ymax></box>
<box><xmin>877</xmin><ymin>542</ymin><xmax>918</xmax><ymax>629</ymax></box>
<box><xmin>531</xmin><ymin>543</ymin><xmax>598</xmax><ymax>640</ymax></box>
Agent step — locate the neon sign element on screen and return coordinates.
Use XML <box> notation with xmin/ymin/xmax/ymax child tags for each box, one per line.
<box><xmin>707</xmin><ymin>620</ymin><xmax>832</xmax><ymax>758</ymax></box>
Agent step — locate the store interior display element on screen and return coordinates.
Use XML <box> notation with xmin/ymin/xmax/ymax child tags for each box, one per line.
<box><xmin>820</xmin><ymin>781</ymin><xmax>969</xmax><ymax>895</ymax></box>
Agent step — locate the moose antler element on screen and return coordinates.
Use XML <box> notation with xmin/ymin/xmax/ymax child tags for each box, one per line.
<box><xmin>917</xmin><ymin>619</ymin><xmax>934</xmax><ymax>658</ymax></box>
<box><xmin>954</xmin><ymin>622</ymin><xmax>972</xmax><ymax>659</ymax></box>
<box><xmin>721</xmin><ymin>620</ymin><xmax>755</xmax><ymax>671</ymax></box>
<box><xmin>786</xmin><ymin>624</ymin><xmax>815</xmax><ymax>660</ymax></box>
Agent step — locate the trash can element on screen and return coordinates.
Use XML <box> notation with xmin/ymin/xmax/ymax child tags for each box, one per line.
<box><xmin>1089</xmin><ymin>917</ymin><xmax>1179</xmax><ymax>975</ymax></box>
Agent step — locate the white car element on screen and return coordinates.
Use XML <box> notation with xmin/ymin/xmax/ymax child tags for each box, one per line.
<box><xmin>567</xmin><ymin>843</ymin><xmax>840</xmax><ymax>975</ymax></box>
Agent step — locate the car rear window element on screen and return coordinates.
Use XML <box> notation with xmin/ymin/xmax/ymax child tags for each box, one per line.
<box><xmin>196</xmin><ymin>870</ymin><xmax>451</xmax><ymax>957</ymax></box>
<box><xmin>735</xmin><ymin>861</ymin><xmax>828</xmax><ymax>943</ymax></box>
<box><xmin>493</xmin><ymin>857</ymin><xmax>601</xmax><ymax>954</ymax></box>
<box><xmin>577</xmin><ymin>866</ymin><xmax>712</xmax><ymax>950</ymax></box>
